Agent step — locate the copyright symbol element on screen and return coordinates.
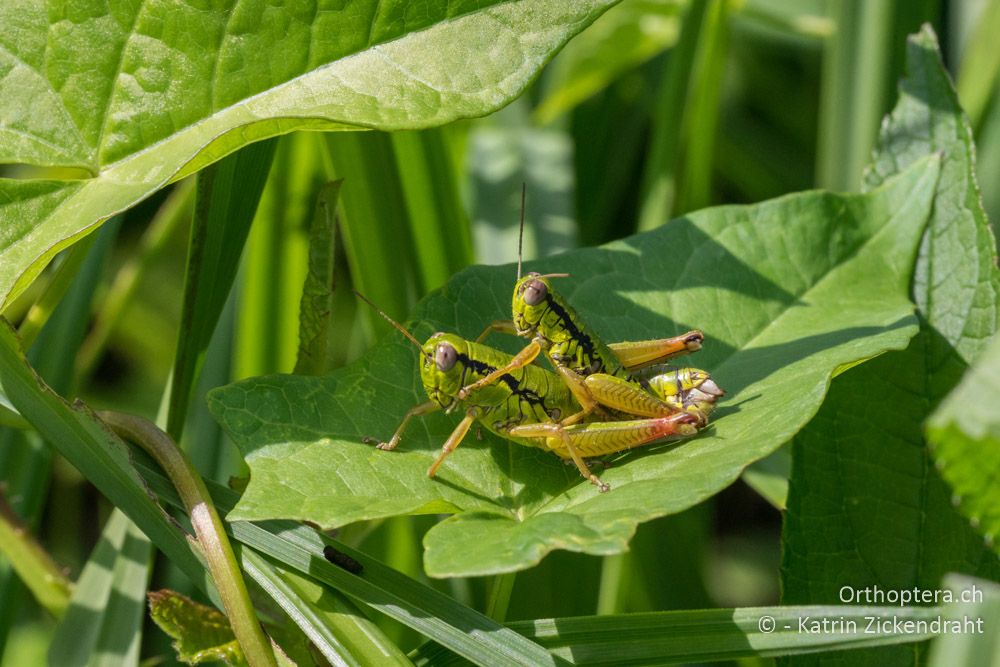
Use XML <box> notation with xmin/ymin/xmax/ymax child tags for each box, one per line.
<box><xmin>759</xmin><ymin>615</ymin><xmax>776</xmax><ymax>633</ymax></box>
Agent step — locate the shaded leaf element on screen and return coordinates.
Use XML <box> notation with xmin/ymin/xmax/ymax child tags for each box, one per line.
<box><xmin>211</xmin><ymin>157</ymin><xmax>938</xmax><ymax>577</ymax></box>
<box><xmin>780</xmin><ymin>25</ymin><xmax>1000</xmax><ymax>667</ymax></box>
<box><xmin>0</xmin><ymin>0</ymin><xmax>619</xmax><ymax>308</ymax></box>
<box><xmin>926</xmin><ymin>332</ymin><xmax>1000</xmax><ymax>554</ymax></box>
<box><xmin>148</xmin><ymin>589</ymin><xmax>245</xmax><ymax>666</ymax></box>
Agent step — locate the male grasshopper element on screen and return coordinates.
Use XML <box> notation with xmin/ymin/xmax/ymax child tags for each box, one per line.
<box><xmin>458</xmin><ymin>200</ymin><xmax>723</xmax><ymax>427</ymax></box>
<box><xmin>356</xmin><ymin>292</ymin><xmax>701</xmax><ymax>492</ymax></box>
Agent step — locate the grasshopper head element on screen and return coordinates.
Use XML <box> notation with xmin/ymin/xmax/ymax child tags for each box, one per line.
<box><xmin>512</xmin><ymin>272</ymin><xmax>556</xmax><ymax>337</ymax></box>
<box><xmin>419</xmin><ymin>332</ymin><xmax>469</xmax><ymax>410</ymax></box>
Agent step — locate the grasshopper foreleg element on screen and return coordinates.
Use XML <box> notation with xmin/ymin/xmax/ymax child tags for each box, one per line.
<box><xmin>456</xmin><ymin>340</ymin><xmax>542</xmax><ymax>400</ymax></box>
<box><xmin>364</xmin><ymin>400</ymin><xmax>439</xmax><ymax>451</ymax></box>
<box><xmin>474</xmin><ymin>320</ymin><xmax>518</xmax><ymax>343</ymax></box>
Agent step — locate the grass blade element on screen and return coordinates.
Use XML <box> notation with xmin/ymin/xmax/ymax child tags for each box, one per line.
<box><xmin>637</xmin><ymin>0</ymin><xmax>710</xmax><ymax>230</ymax></box>
<box><xmin>48</xmin><ymin>510</ymin><xmax>151</xmax><ymax>667</ymax></box>
<box><xmin>294</xmin><ymin>180</ymin><xmax>341</xmax><ymax>376</ymax></box>
<box><xmin>168</xmin><ymin>139</ymin><xmax>278</xmax><ymax>439</ymax></box>
<box><xmin>410</xmin><ymin>604</ymin><xmax>943</xmax><ymax>666</ymax></box>
<box><xmin>132</xmin><ymin>461</ymin><xmax>566</xmax><ymax>667</ymax></box>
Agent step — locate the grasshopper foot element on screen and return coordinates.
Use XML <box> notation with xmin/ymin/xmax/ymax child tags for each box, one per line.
<box><xmin>363</xmin><ymin>436</ymin><xmax>397</xmax><ymax>451</ymax></box>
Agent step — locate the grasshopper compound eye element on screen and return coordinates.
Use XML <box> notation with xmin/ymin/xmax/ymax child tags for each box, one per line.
<box><xmin>523</xmin><ymin>279</ymin><xmax>548</xmax><ymax>306</ymax></box>
<box><xmin>435</xmin><ymin>343</ymin><xmax>458</xmax><ymax>371</ymax></box>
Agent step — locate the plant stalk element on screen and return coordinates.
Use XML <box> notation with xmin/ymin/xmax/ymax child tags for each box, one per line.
<box><xmin>97</xmin><ymin>411</ymin><xmax>276</xmax><ymax>667</ymax></box>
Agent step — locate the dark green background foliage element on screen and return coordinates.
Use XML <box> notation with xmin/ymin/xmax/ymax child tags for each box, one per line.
<box><xmin>0</xmin><ymin>1</ymin><xmax>998</xmax><ymax>665</ymax></box>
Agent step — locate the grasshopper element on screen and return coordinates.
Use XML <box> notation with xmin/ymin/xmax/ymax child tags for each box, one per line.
<box><xmin>458</xmin><ymin>202</ymin><xmax>723</xmax><ymax>427</ymax></box>
<box><xmin>355</xmin><ymin>292</ymin><xmax>701</xmax><ymax>492</ymax></box>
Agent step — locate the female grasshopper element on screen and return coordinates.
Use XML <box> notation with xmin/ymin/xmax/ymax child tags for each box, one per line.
<box><xmin>355</xmin><ymin>292</ymin><xmax>703</xmax><ymax>492</ymax></box>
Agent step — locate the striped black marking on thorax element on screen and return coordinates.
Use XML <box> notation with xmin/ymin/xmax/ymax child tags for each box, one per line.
<box><xmin>457</xmin><ymin>353</ymin><xmax>552</xmax><ymax>411</ymax></box>
<box><xmin>543</xmin><ymin>294</ymin><xmax>602</xmax><ymax>372</ymax></box>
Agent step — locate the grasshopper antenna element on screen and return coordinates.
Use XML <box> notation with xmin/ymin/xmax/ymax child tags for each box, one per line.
<box><xmin>352</xmin><ymin>290</ymin><xmax>427</xmax><ymax>355</ymax></box>
<box><xmin>517</xmin><ymin>182</ymin><xmax>526</xmax><ymax>281</ymax></box>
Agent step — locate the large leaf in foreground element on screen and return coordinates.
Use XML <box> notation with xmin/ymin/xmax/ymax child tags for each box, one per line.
<box><xmin>780</xmin><ymin>26</ymin><xmax>1000</xmax><ymax>667</ymax></box>
<box><xmin>0</xmin><ymin>0</ymin><xmax>617</xmax><ymax>309</ymax></box>
<box><xmin>210</xmin><ymin>158</ymin><xmax>939</xmax><ymax>577</ymax></box>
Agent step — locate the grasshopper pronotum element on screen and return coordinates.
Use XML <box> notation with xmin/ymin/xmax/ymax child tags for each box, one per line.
<box><xmin>355</xmin><ymin>292</ymin><xmax>703</xmax><ymax>492</ymax></box>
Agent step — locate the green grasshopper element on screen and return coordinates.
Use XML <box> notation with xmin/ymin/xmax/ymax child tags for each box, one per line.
<box><xmin>458</xmin><ymin>212</ymin><xmax>723</xmax><ymax>427</ymax></box>
<box><xmin>355</xmin><ymin>292</ymin><xmax>702</xmax><ymax>492</ymax></box>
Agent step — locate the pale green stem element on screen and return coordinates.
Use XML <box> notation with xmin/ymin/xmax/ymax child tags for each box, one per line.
<box><xmin>0</xmin><ymin>492</ymin><xmax>73</xmax><ymax>617</ymax></box>
<box><xmin>484</xmin><ymin>572</ymin><xmax>516</xmax><ymax>623</ymax></box>
<box><xmin>98</xmin><ymin>411</ymin><xmax>277</xmax><ymax>667</ymax></box>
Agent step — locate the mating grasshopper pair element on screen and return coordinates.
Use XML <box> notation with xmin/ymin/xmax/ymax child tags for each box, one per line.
<box><xmin>358</xmin><ymin>266</ymin><xmax>723</xmax><ymax>493</ymax></box>
<box><xmin>361</xmin><ymin>196</ymin><xmax>722</xmax><ymax>492</ymax></box>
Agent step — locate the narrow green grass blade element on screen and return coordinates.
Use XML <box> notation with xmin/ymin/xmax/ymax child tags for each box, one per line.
<box><xmin>168</xmin><ymin>139</ymin><xmax>278</xmax><ymax>439</ymax></box>
<box><xmin>0</xmin><ymin>322</ymin><xmax>213</xmax><ymax>602</ymax></box>
<box><xmin>132</xmin><ymin>462</ymin><xmax>565</xmax><ymax>667</ymax></box>
<box><xmin>323</xmin><ymin>131</ymin><xmax>419</xmax><ymax>332</ymax></box>
<box><xmin>956</xmin><ymin>0</ymin><xmax>1000</xmax><ymax>127</ymax></box>
<box><xmin>535</xmin><ymin>0</ymin><xmax>683</xmax><ymax>124</ymax></box>
<box><xmin>295</xmin><ymin>180</ymin><xmax>341</xmax><ymax>376</ymax></box>
<box><xmin>392</xmin><ymin>129</ymin><xmax>475</xmax><ymax>291</ymax></box>
<box><xmin>816</xmin><ymin>0</ymin><xmax>894</xmax><ymax>190</ymax></box>
<box><xmin>637</xmin><ymin>0</ymin><xmax>710</xmax><ymax>230</ymax></box>
<box><xmin>0</xmin><ymin>492</ymin><xmax>72</xmax><ymax>617</ymax></box>
<box><xmin>0</xmin><ymin>220</ymin><xmax>119</xmax><ymax>653</ymax></box>
<box><xmin>237</xmin><ymin>133</ymin><xmax>321</xmax><ymax>380</ymax></box>
<box><xmin>48</xmin><ymin>509</ymin><xmax>151</xmax><ymax>667</ymax></box>
<box><xmin>410</xmin><ymin>604</ymin><xmax>943</xmax><ymax>666</ymax></box>
<box><xmin>77</xmin><ymin>179</ymin><xmax>195</xmax><ymax>380</ymax></box>
<box><xmin>242</xmin><ymin>549</ymin><xmax>411</xmax><ymax>667</ymax></box>
<box><xmin>674</xmin><ymin>0</ymin><xmax>734</xmax><ymax>215</ymax></box>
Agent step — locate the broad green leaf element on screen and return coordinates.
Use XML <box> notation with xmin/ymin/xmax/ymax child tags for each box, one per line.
<box><xmin>781</xmin><ymin>26</ymin><xmax>1000</xmax><ymax>667</ymax></box>
<box><xmin>411</xmin><ymin>604</ymin><xmax>944</xmax><ymax>666</ymax></box>
<box><xmin>0</xmin><ymin>0</ymin><xmax>619</xmax><ymax>309</ymax></box>
<box><xmin>148</xmin><ymin>589</ymin><xmax>244</xmax><ymax>666</ymax></box>
<box><xmin>211</xmin><ymin>156</ymin><xmax>938</xmax><ymax>577</ymax></box>
<box><xmin>49</xmin><ymin>509</ymin><xmax>151</xmax><ymax>667</ymax></box>
<box><xmin>926</xmin><ymin>332</ymin><xmax>1000</xmax><ymax>555</ymax></box>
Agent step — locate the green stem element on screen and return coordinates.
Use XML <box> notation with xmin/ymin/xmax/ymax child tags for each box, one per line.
<box><xmin>484</xmin><ymin>572</ymin><xmax>516</xmax><ymax>623</ymax></box>
<box><xmin>0</xmin><ymin>492</ymin><xmax>72</xmax><ymax>617</ymax></box>
<box><xmin>596</xmin><ymin>553</ymin><xmax>628</xmax><ymax>615</ymax></box>
<box><xmin>97</xmin><ymin>411</ymin><xmax>276</xmax><ymax>667</ymax></box>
